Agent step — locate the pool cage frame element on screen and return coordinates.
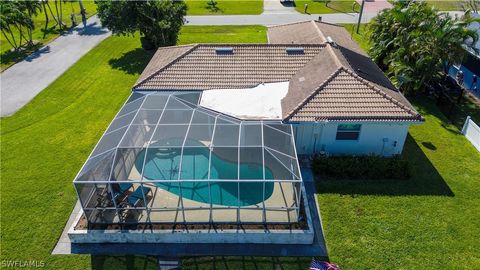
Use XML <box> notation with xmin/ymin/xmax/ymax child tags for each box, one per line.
<box><xmin>73</xmin><ymin>91</ymin><xmax>304</xmax><ymax>225</ymax></box>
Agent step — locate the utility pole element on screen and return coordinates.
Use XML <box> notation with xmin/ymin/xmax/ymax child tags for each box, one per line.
<box><xmin>356</xmin><ymin>0</ymin><xmax>365</xmax><ymax>34</ymax></box>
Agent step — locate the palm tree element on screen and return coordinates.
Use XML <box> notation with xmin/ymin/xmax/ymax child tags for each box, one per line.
<box><xmin>20</xmin><ymin>0</ymin><xmax>42</xmax><ymax>46</ymax></box>
<box><xmin>0</xmin><ymin>1</ymin><xmax>19</xmax><ymax>50</ymax></box>
<box><xmin>369</xmin><ymin>1</ymin><xmax>480</xmax><ymax>94</ymax></box>
<box><xmin>0</xmin><ymin>1</ymin><xmax>29</xmax><ymax>50</ymax></box>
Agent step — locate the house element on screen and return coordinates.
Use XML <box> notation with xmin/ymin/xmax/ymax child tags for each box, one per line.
<box><xmin>133</xmin><ymin>20</ymin><xmax>423</xmax><ymax>157</ymax></box>
<box><xmin>68</xmin><ymin>21</ymin><xmax>421</xmax><ymax>251</ymax></box>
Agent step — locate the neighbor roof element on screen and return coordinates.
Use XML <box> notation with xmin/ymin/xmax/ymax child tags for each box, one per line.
<box><xmin>133</xmin><ymin>21</ymin><xmax>422</xmax><ymax>123</ymax></box>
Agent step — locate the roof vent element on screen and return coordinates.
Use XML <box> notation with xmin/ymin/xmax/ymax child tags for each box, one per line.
<box><xmin>215</xmin><ymin>47</ymin><xmax>234</xmax><ymax>54</ymax></box>
<box><xmin>326</xmin><ymin>36</ymin><xmax>337</xmax><ymax>47</ymax></box>
<box><xmin>286</xmin><ymin>47</ymin><xmax>305</xmax><ymax>55</ymax></box>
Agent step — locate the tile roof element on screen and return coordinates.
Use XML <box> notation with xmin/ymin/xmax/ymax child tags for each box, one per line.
<box><xmin>135</xmin><ymin>45</ymin><xmax>195</xmax><ymax>87</ymax></box>
<box><xmin>285</xmin><ymin>68</ymin><xmax>421</xmax><ymax>122</ymax></box>
<box><xmin>133</xmin><ymin>21</ymin><xmax>422</xmax><ymax>123</ymax></box>
<box><xmin>269</xmin><ymin>20</ymin><xmax>422</xmax><ymax>122</ymax></box>
<box><xmin>134</xmin><ymin>44</ymin><xmax>324</xmax><ymax>90</ymax></box>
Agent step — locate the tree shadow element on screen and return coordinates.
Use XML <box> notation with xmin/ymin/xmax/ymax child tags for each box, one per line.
<box><xmin>181</xmin><ymin>256</ymin><xmax>316</xmax><ymax>270</ymax></box>
<box><xmin>421</xmin><ymin>141</ymin><xmax>437</xmax><ymax>151</ymax></box>
<box><xmin>108</xmin><ymin>48</ymin><xmax>155</xmax><ymax>75</ymax></box>
<box><xmin>316</xmin><ymin>134</ymin><xmax>454</xmax><ymax>197</ymax></box>
<box><xmin>90</xmin><ymin>255</ymin><xmax>324</xmax><ymax>269</ymax></box>
<box><xmin>205</xmin><ymin>1</ymin><xmax>224</xmax><ymax>14</ymax></box>
<box><xmin>0</xmin><ymin>43</ymin><xmax>44</xmax><ymax>70</ymax></box>
<box><xmin>74</xmin><ymin>21</ymin><xmax>109</xmax><ymax>36</ymax></box>
<box><xmin>24</xmin><ymin>45</ymin><xmax>51</xmax><ymax>62</ymax></box>
<box><xmin>40</xmin><ymin>25</ymin><xmax>64</xmax><ymax>38</ymax></box>
<box><xmin>91</xmin><ymin>255</ymin><xmax>157</xmax><ymax>270</ymax></box>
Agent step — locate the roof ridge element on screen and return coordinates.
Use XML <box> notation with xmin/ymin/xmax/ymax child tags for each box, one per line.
<box><xmin>325</xmin><ymin>43</ymin><xmax>344</xmax><ymax>69</ymax></box>
<box><xmin>133</xmin><ymin>44</ymin><xmax>198</xmax><ymax>89</ymax></box>
<box><xmin>341</xmin><ymin>68</ymin><xmax>420</xmax><ymax>118</ymax></box>
<box><xmin>195</xmin><ymin>43</ymin><xmax>325</xmax><ymax>47</ymax></box>
<box><xmin>267</xmin><ymin>20</ymin><xmax>314</xmax><ymax>29</ymax></box>
<box><xmin>284</xmin><ymin>67</ymin><xmax>344</xmax><ymax>121</ymax></box>
<box><xmin>311</xmin><ymin>20</ymin><xmax>327</xmax><ymax>43</ymax></box>
<box><xmin>155</xmin><ymin>44</ymin><xmax>197</xmax><ymax>50</ymax></box>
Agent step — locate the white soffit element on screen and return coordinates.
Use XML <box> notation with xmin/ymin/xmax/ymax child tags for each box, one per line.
<box><xmin>199</xmin><ymin>81</ymin><xmax>289</xmax><ymax>120</ymax></box>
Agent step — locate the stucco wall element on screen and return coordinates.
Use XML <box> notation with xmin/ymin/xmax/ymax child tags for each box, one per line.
<box><xmin>293</xmin><ymin>122</ymin><xmax>410</xmax><ymax>156</ymax></box>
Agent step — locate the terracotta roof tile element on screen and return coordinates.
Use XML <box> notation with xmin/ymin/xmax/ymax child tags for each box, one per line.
<box><xmin>132</xmin><ymin>21</ymin><xmax>422</xmax><ymax>122</ymax></box>
<box><xmin>269</xmin><ymin>20</ymin><xmax>422</xmax><ymax>122</ymax></box>
<box><xmin>135</xmin><ymin>45</ymin><xmax>195</xmax><ymax>87</ymax></box>
<box><xmin>286</xmin><ymin>69</ymin><xmax>421</xmax><ymax>122</ymax></box>
<box><xmin>134</xmin><ymin>44</ymin><xmax>324</xmax><ymax>90</ymax></box>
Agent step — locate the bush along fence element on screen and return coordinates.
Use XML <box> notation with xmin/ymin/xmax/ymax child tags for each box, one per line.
<box><xmin>311</xmin><ymin>155</ymin><xmax>411</xmax><ymax>180</ymax></box>
<box><xmin>462</xmin><ymin>116</ymin><xmax>480</xmax><ymax>152</ymax></box>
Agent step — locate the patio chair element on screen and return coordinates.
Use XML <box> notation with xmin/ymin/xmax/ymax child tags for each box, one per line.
<box><xmin>111</xmin><ymin>183</ymin><xmax>133</xmax><ymax>202</ymax></box>
<box><xmin>126</xmin><ymin>186</ymin><xmax>152</xmax><ymax>207</ymax></box>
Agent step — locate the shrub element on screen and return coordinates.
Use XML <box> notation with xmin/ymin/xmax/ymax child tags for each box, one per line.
<box><xmin>311</xmin><ymin>155</ymin><xmax>411</xmax><ymax>180</ymax></box>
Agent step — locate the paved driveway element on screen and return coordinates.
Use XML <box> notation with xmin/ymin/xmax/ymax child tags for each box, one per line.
<box><xmin>263</xmin><ymin>0</ymin><xmax>297</xmax><ymax>14</ymax></box>
<box><xmin>1</xmin><ymin>16</ymin><xmax>111</xmax><ymax>117</ymax></box>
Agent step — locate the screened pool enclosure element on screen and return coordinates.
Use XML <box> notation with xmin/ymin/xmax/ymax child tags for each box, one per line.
<box><xmin>74</xmin><ymin>91</ymin><xmax>303</xmax><ymax>224</ymax></box>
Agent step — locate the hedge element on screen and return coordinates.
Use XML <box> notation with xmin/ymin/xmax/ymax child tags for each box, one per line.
<box><xmin>311</xmin><ymin>155</ymin><xmax>411</xmax><ymax>180</ymax></box>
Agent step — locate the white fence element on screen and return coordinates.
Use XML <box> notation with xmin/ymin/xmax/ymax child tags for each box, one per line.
<box><xmin>462</xmin><ymin>116</ymin><xmax>480</xmax><ymax>152</ymax></box>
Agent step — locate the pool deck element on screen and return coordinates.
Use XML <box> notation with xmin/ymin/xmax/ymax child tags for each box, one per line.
<box><xmin>53</xmin><ymin>166</ymin><xmax>328</xmax><ymax>257</ymax></box>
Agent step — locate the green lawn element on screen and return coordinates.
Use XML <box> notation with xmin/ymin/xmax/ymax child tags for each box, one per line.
<box><xmin>387</xmin><ymin>0</ymin><xmax>462</xmax><ymax>10</ymax></box>
<box><xmin>179</xmin><ymin>25</ymin><xmax>267</xmax><ymax>43</ymax></box>
<box><xmin>185</xmin><ymin>0</ymin><xmax>263</xmax><ymax>15</ymax></box>
<box><xmin>317</xmin><ymin>97</ymin><xmax>480</xmax><ymax>269</ymax></box>
<box><xmin>0</xmin><ymin>26</ymin><xmax>266</xmax><ymax>270</ymax></box>
<box><xmin>0</xmin><ymin>1</ymin><xmax>97</xmax><ymax>71</ymax></box>
<box><xmin>425</xmin><ymin>1</ymin><xmax>462</xmax><ymax>10</ymax></box>
<box><xmin>341</xmin><ymin>24</ymin><xmax>371</xmax><ymax>51</ymax></box>
<box><xmin>295</xmin><ymin>0</ymin><xmax>359</xmax><ymax>14</ymax></box>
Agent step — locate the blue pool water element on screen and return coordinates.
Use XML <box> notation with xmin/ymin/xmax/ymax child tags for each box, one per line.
<box><xmin>135</xmin><ymin>146</ymin><xmax>274</xmax><ymax>206</ymax></box>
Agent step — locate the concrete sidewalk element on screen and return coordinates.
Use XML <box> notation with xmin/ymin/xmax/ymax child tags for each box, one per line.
<box><xmin>1</xmin><ymin>15</ymin><xmax>111</xmax><ymax>117</ymax></box>
<box><xmin>185</xmin><ymin>10</ymin><xmax>464</xmax><ymax>26</ymax></box>
<box><xmin>185</xmin><ymin>12</ymin><xmax>378</xmax><ymax>26</ymax></box>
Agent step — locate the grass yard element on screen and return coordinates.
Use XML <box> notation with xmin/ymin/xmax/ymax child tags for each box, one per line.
<box><xmin>0</xmin><ymin>25</ymin><xmax>266</xmax><ymax>270</ymax></box>
<box><xmin>387</xmin><ymin>0</ymin><xmax>462</xmax><ymax>10</ymax></box>
<box><xmin>425</xmin><ymin>1</ymin><xmax>462</xmax><ymax>10</ymax></box>
<box><xmin>295</xmin><ymin>0</ymin><xmax>359</xmax><ymax>14</ymax></box>
<box><xmin>316</xmin><ymin>97</ymin><xmax>480</xmax><ymax>268</ymax></box>
<box><xmin>179</xmin><ymin>25</ymin><xmax>267</xmax><ymax>43</ymax></box>
<box><xmin>185</xmin><ymin>0</ymin><xmax>263</xmax><ymax>15</ymax></box>
<box><xmin>341</xmin><ymin>24</ymin><xmax>371</xmax><ymax>51</ymax></box>
<box><xmin>0</xmin><ymin>1</ymin><xmax>97</xmax><ymax>71</ymax></box>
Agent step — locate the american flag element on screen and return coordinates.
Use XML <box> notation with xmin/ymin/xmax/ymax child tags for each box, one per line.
<box><xmin>309</xmin><ymin>259</ymin><xmax>340</xmax><ymax>270</ymax></box>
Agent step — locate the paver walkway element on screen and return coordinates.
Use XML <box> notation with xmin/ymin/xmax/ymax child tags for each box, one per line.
<box><xmin>1</xmin><ymin>15</ymin><xmax>111</xmax><ymax>117</ymax></box>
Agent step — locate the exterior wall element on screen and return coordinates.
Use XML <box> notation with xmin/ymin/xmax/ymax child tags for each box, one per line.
<box><xmin>293</xmin><ymin>122</ymin><xmax>410</xmax><ymax>156</ymax></box>
<box><xmin>69</xmin><ymin>227</ymin><xmax>314</xmax><ymax>244</ymax></box>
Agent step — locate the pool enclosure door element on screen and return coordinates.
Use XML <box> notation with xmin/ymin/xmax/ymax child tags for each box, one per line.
<box><xmin>293</xmin><ymin>123</ymin><xmax>324</xmax><ymax>155</ymax></box>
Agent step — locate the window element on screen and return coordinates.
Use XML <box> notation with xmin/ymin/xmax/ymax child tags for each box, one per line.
<box><xmin>336</xmin><ymin>124</ymin><xmax>361</xmax><ymax>141</ymax></box>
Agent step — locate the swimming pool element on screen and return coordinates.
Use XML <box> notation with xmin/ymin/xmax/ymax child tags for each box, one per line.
<box><xmin>135</xmin><ymin>146</ymin><xmax>274</xmax><ymax>206</ymax></box>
